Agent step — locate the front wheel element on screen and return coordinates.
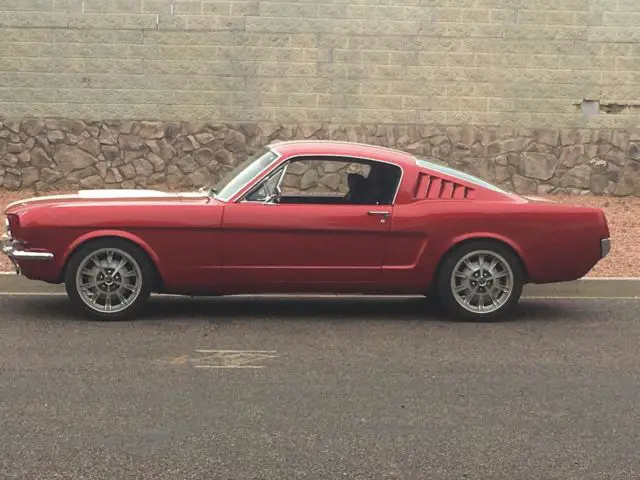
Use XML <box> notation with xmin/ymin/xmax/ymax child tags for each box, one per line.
<box><xmin>436</xmin><ymin>241</ymin><xmax>524</xmax><ymax>321</ymax></box>
<box><xmin>64</xmin><ymin>239</ymin><xmax>153</xmax><ymax>320</ymax></box>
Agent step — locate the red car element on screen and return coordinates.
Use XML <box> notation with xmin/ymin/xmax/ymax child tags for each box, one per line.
<box><xmin>2</xmin><ymin>140</ymin><xmax>610</xmax><ymax>321</ymax></box>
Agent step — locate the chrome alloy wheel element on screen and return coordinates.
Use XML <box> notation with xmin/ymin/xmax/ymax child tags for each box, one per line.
<box><xmin>75</xmin><ymin>247</ymin><xmax>143</xmax><ymax>314</ymax></box>
<box><xmin>450</xmin><ymin>249</ymin><xmax>514</xmax><ymax>314</ymax></box>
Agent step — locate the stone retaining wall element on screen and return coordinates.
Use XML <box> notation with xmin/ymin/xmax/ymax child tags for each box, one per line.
<box><xmin>1</xmin><ymin>118</ymin><xmax>639</xmax><ymax>196</ymax></box>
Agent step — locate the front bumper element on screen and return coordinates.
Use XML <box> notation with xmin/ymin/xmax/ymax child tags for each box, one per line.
<box><xmin>601</xmin><ymin>238</ymin><xmax>611</xmax><ymax>259</ymax></box>
<box><xmin>1</xmin><ymin>237</ymin><xmax>55</xmax><ymax>274</ymax></box>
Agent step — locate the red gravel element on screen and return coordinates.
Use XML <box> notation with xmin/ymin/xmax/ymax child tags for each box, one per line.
<box><xmin>1</xmin><ymin>191</ymin><xmax>638</xmax><ymax>277</ymax></box>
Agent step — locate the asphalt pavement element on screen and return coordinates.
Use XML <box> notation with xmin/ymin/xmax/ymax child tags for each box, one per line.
<box><xmin>0</xmin><ymin>289</ymin><xmax>639</xmax><ymax>479</ymax></box>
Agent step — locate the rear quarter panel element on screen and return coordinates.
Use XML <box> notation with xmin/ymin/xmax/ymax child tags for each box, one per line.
<box><xmin>12</xmin><ymin>201</ymin><xmax>224</xmax><ymax>291</ymax></box>
<box><xmin>384</xmin><ymin>199</ymin><xmax>608</xmax><ymax>291</ymax></box>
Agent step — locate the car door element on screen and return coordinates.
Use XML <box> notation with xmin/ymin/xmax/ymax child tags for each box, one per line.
<box><xmin>219</xmin><ymin>156</ymin><xmax>399</xmax><ymax>293</ymax></box>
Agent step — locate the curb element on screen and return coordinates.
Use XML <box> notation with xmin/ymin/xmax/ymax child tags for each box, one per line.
<box><xmin>0</xmin><ymin>273</ymin><xmax>638</xmax><ymax>298</ymax></box>
<box><xmin>523</xmin><ymin>279</ymin><xmax>639</xmax><ymax>298</ymax></box>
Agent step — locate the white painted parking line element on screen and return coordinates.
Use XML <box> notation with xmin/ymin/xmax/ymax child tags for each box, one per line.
<box><xmin>525</xmin><ymin>296</ymin><xmax>640</xmax><ymax>300</ymax></box>
<box><xmin>581</xmin><ymin>277</ymin><xmax>640</xmax><ymax>281</ymax></box>
<box><xmin>194</xmin><ymin>349</ymin><xmax>278</xmax><ymax>353</ymax></box>
<box><xmin>1</xmin><ymin>292</ymin><xmax>66</xmax><ymax>296</ymax></box>
<box><xmin>190</xmin><ymin>349</ymin><xmax>279</xmax><ymax>369</ymax></box>
<box><xmin>159</xmin><ymin>350</ymin><xmax>280</xmax><ymax>369</ymax></box>
<box><xmin>194</xmin><ymin>365</ymin><xmax>267</xmax><ymax>369</ymax></box>
<box><xmin>0</xmin><ymin>292</ymin><xmax>638</xmax><ymax>300</ymax></box>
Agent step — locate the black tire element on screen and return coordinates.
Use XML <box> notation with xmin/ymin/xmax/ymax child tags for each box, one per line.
<box><xmin>64</xmin><ymin>238</ymin><xmax>154</xmax><ymax>320</ymax></box>
<box><xmin>436</xmin><ymin>240</ymin><xmax>524</xmax><ymax>321</ymax></box>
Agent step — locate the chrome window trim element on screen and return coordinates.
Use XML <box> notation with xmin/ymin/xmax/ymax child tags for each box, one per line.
<box><xmin>217</xmin><ymin>149</ymin><xmax>282</xmax><ymax>203</ymax></box>
<box><xmin>238</xmin><ymin>164</ymin><xmax>287</xmax><ymax>204</ymax></box>
<box><xmin>247</xmin><ymin>152</ymin><xmax>405</xmax><ymax>206</ymax></box>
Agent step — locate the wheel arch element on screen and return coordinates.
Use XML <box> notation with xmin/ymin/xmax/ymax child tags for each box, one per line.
<box><xmin>432</xmin><ymin>234</ymin><xmax>530</xmax><ymax>287</ymax></box>
<box><xmin>59</xmin><ymin>231</ymin><xmax>165</xmax><ymax>291</ymax></box>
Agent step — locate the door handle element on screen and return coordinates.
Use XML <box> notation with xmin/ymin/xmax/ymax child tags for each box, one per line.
<box><xmin>368</xmin><ymin>210</ymin><xmax>390</xmax><ymax>217</ymax></box>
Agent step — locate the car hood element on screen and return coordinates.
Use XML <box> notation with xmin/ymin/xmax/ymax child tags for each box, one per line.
<box><xmin>4</xmin><ymin>189</ymin><xmax>211</xmax><ymax>213</ymax></box>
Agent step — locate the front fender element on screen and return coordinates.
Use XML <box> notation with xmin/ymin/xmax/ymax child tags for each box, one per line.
<box><xmin>62</xmin><ymin>230</ymin><xmax>165</xmax><ymax>280</ymax></box>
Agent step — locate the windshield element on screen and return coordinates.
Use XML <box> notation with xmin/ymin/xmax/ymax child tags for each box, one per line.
<box><xmin>416</xmin><ymin>158</ymin><xmax>510</xmax><ymax>194</ymax></box>
<box><xmin>214</xmin><ymin>148</ymin><xmax>279</xmax><ymax>201</ymax></box>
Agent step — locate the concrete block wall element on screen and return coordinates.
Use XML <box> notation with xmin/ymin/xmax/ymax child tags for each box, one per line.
<box><xmin>1</xmin><ymin>0</ymin><xmax>639</xmax><ymax>195</ymax></box>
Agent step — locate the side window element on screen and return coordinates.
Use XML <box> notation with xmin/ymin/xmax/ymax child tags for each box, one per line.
<box><xmin>281</xmin><ymin>159</ymin><xmax>370</xmax><ymax>197</ymax></box>
<box><xmin>279</xmin><ymin>157</ymin><xmax>402</xmax><ymax>206</ymax></box>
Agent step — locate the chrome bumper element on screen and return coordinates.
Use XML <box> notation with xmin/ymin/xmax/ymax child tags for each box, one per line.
<box><xmin>1</xmin><ymin>237</ymin><xmax>54</xmax><ymax>274</ymax></box>
<box><xmin>601</xmin><ymin>238</ymin><xmax>611</xmax><ymax>259</ymax></box>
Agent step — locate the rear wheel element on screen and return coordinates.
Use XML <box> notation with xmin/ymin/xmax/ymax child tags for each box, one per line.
<box><xmin>64</xmin><ymin>239</ymin><xmax>153</xmax><ymax>320</ymax></box>
<box><xmin>436</xmin><ymin>240</ymin><xmax>524</xmax><ymax>321</ymax></box>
